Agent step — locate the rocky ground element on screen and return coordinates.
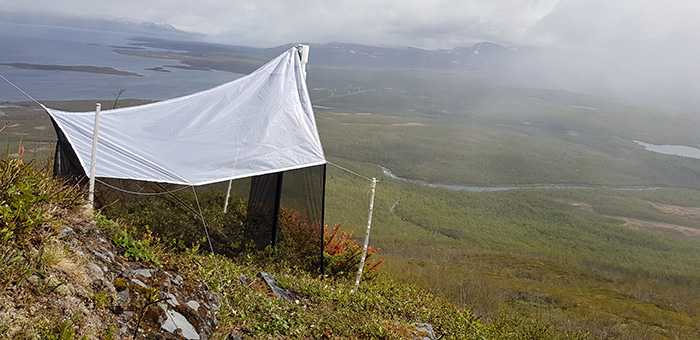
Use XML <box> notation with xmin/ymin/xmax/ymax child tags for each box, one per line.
<box><xmin>0</xmin><ymin>208</ymin><xmax>220</xmax><ymax>339</ymax></box>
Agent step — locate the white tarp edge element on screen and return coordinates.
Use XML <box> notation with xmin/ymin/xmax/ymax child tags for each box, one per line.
<box><xmin>47</xmin><ymin>47</ymin><xmax>326</xmax><ymax>186</ymax></box>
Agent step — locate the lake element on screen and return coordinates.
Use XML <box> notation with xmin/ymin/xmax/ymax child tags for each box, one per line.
<box><xmin>635</xmin><ymin>141</ymin><xmax>700</xmax><ymax>160</ymax></box>
<box><xmin>0</xmin><ymin>22</ymin><xmax>242</xmax><ymax>102</ymax></box>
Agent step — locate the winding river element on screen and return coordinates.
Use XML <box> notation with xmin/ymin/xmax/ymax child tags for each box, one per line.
<box><xmin>380</xmin><ymin>141</ymin><xmax>700</xmax><ymax>192</ymax></box>
<box><xmin>381</xmin><ymin>167</ymin><xmax>601</xmax><ymax>192</ymax></box>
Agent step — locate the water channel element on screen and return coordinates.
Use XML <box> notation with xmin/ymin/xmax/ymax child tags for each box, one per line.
<box><xmin>634</xmin><ymin>141</ymin><xmax>700</xmax><ymax>160</ymax></box>
<box><xmin>381</xmin><ymin>166</ymin><xmax>604</xmax><ymax>192</ymax></box>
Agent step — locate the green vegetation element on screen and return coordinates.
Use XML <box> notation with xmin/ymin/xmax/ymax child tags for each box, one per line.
<box><xmin>0</xmin><ymin>63</ymin><xmax>142</xmax><ymax>77</ymax></box>
<box><xmin>305</xmin><ymin>67</ymin><xmax>700</xmax><ymax>338</ymax></box>
<box><xmin>322</xmin><ymin>165</ymin><xmax>700</xmax><ymax>339</ymax></box>
<box><xmin>178</xmin><ymin>250</ymin><xmax>593</xmax><ymax>339</ymax></box>
<box><xmin>98</xmin><ymin>187</ymin><xmax>247</xmax><ymax>257</ymax></box>
<box><xmin>310</xmin><ymin>66</ymin><xmax>700</xmax><ymax>188</ymax></box>
<box><xmin>0</xmin><ymin>154</ymin><xmax>83</xmax><ymax>244</ymax></box>
<box><xmin>316</xmin><ymin>107</ymin><xmax>700</xmax><ymax>187</ymax></box>
<box><xmin>4</xmin><ymin>59</ymin><xmax>700</xmax><ymax>338</ymax></box>
<box><xmin>0</xmin><ymin>155</ymin><xmax>89</xmax><ymax>338</ymax></box>
<box><xmin>0</xmin><ymin>153</ymin><xmax>595</xmax><ymax>339</ymax></box>
<box><xmin>111</xmin><ymin>226</ymin><xmax>162</xmax><ymax>265</ymax></box>
<box><xmin>41</xmin><ymin>317</ymin><xmax>88</xmax><ymax>340</ymax></box>
<box><xmin>113</xmin><ymin>49</ymin><xmax>267</xmax><ymax>74</ymax></box>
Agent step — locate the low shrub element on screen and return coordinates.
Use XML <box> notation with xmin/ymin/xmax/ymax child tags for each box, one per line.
<box><xmin>277</xmin><ymin>206</ymin><xmax>384</xmax><ymax>278</ymax></box>
<box><xmin>99</xmin><ymin>183</ymin><xmax>384</xmax><ymax>279</ymax></box>
<box><xmin>100</xmin><ymin>189</ymin><xmax>247</xmax><ymax>256</ymax></box>
<box><xmin>0</xmin><ymin>154</ymin><xmax>83</xmax><ymax>245</ymax></box>
<box><xmin>322</xmin><ymin>223</ymin><xmax>384</xmax><ymax>279</ymax></box>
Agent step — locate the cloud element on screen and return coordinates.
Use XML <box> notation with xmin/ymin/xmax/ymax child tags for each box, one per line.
<box><xmin>6</xmin><ymin>0</ymin><xmax>568</xmax><ymax>48</ymax></box>
<box><xmin>6</xmin><ymin>0</ymin><xmax>700</xmax><ymax>51</ymax></box>
<box><xmin>498</xmin><ymin>1</ymin><xmax>700</xmax><ymax>105</ymax></box>
<box><xmin>529</xmin><ymin>0</ymin><xmax>700</xmax><ymax>49</ymax></box>
<box><xmin>6</xmin><ymin>0</ymin><xmax>700</xmax><ymax>103</ymax></box>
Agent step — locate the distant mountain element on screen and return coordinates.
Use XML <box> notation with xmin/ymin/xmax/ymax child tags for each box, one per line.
<box><xmin>0</xmin><ymin>10</ymin><xmax>197</xmax><ymax>39</ymax></box>
<box><xmin>445</xmin><ymin>42</ymin><xmax>516</xmax><ymax>68</ymax></box>
<box><xmin>0</xmin><ymin>10</ymin><xmax>518</xmax><ymax>71</ymax></box>
<box><xmin>114</xmin><ymin>37</ymin><xmax>519</xmax><ymax>71</ymax></box>
<box><xmin>257</xmin><ymin>41</ymin><xmax>518</xmax><ymax>70</ymax></box>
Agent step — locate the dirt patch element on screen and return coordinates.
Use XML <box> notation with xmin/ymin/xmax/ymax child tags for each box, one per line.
<box><xmin>560</xmin><ymin>200</ymin><xmax>700</xmax><ymax>237</ymax></box>
<box><xmin>650</xmin><ymin>202</ymin><xmax>700</xmax><ymax>220</ymax></box>
<box><xmin>391</xmin><ymin>123</ymin><xmax>424</xmax><ymax>126</ymax></box>
<box><xmin>340</xmin><ymin>123</ymin><xmax>383</xmax><ymax>126</ymax></box>
<box><xmin>617</xmin><ymin>217</ymin><xmax>700</xmax><ymax>237</ymax></box>
<box><xmin>413</xmin><ymin>160</ymin><xmax>442</xmax><ymax>171</ymax></box>
<box><xmin>558</xmin><ymin>200</ymin><xmax>594</xmax><ymax>212</ymax></box>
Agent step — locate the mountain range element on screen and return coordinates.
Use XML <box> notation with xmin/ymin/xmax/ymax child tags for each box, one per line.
<box><xmin>0</xmin><ymin>10</ymin><xmax>518</xmax><ymax>71</ymax></box>
<box><xmin>0</xmin><ymin>10</ymin><xmax>193</xmax><ymax>38</ymax></box>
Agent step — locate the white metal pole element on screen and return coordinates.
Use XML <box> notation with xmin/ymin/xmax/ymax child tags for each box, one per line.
<box><xmin>299</xmin><ymin>44</ymin><xmax>310</xmax><ymax>78</ymax></box>
<box><xmin>351</xmin><ymin>177</ymin><xmax>377</xmax><ymax>294</ymax></box>
<box><xmin>88</xmin><ymin>103</ymin><xmax>101</xmax><ymax>211</ymax></box>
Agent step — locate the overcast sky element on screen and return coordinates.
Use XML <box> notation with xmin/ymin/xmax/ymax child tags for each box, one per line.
<box><xmin>5</xmin><ymin>0</ymin><xmax>700</xmax><ymax>51</ymax></box>
<box><xmin>6</xmin><ymin>1</ymin><xmax>700</xmax><ymax>103</ymax></box>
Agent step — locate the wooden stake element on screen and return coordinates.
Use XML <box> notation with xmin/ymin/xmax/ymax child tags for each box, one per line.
<box><xmin>88</xmin><ymin>103</ymin><xmax>101</xmax><ymax>212</ymax></box>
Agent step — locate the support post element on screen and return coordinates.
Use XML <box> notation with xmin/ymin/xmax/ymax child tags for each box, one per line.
<box><xmin>271</xmin><ymin>172</ymin><xmax>284</xmax><ymax>247</ymax></box>
<box><xmin>351</xmin><ymin>177</ymin><xmax>377</xmax><ymax>294</ymax></box>
<box><xmin>320</xmin><ymin>164</ymin><xmax>327</xmax><ymax>274</ymax></box>
<box><xmin>223</xmin><ymin>179</ymin><xmax>233</xmax><ymax>214</ymax></box>
<box><xmin>88</xmin><ymin>103</ymin><xmax>101</xmax><ymax>211</ymax></box>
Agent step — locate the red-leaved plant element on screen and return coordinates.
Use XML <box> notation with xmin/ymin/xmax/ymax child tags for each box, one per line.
<box><xmin>323</xmin><ymin>223</ymin><xmax>384</xmax><ymax>278</ymax></box>
<box><xmin>278</xmin><ymin>206</ymin><xmax>384</xmax><ymax>278</ymax></box>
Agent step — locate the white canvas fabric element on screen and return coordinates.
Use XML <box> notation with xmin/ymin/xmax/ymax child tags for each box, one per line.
<box><xmin>47</xmin><ymin>47</ymin><xmax>325</xmax><ymax>186</ymax></box>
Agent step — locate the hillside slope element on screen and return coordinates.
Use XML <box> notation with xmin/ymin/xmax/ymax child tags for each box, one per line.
<box><xmin>0</xmin><ymin>154</ymin><xmax>598</xmax><ymax>339</ymax></box>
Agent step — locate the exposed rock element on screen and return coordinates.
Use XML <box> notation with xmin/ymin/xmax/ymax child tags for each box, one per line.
<box><xmin>186</xmin><ymin>300</ymin><xmax>200</xmax><ymax>311</ymax></box>
<box><xmin>58</xmin><ymin>226</ymin><xmax>74</xmax><ymax>239</ymax></box>
<box><xmin>239</xmin><ymin>274</ymin><xmax>249</xmax><ymax>285</ymax></box>
<box><xmin>134</xmin><ymin>268</ymin><xmax>154</xmax><ymax>278</ymax></box>
<box><xmin>161</xmin><ymin>308</ymin><xmax>200</xmax><ymax>339</ymax></box>
<box><xmin>0</xmin><ymin>212</ymin><xmax>221</xmax><ymax>339</ymax></box>
<box><xmin>226</xmin><ymin>333</ymin><xmax>244</xmax><ymax>340</ymax></box>
<box><xmin>258</xmin><ymin>271</ymin><xmax>294</xmax><ymax>302</ymax></box>
<box><xmin>410</xmin><ymin>323</ymin><xmax>437</xmax><ymax>340</ymax></box>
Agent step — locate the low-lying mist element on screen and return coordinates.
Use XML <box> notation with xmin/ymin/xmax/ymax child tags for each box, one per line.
<box><xmin>506</xmin><ymin>40</ymin><xmax>700</xmax><ymax>108</ymax></box>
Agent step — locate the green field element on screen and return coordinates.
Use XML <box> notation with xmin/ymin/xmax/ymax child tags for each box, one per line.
<box><xmin>3</xmin><ymin>64</ymin><xmax>700</xmax><ymax>338</ymax></box>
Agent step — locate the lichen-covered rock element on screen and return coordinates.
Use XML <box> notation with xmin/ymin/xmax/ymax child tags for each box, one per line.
<box><xmin>409</xmin><ymin>323</ymin><xmax>437</xmax><ymax>340</ymax></box>
<box><xmin>107</xmin><ymin>267</ymin><xmax>220</xmax><ymax>339</ymax></box>
<box><xmin>0</xmin><ymin>211</ymin><xmax>220</xmax><ymax>339</ymax></box>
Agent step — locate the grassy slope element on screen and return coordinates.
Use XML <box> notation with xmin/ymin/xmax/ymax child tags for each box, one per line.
<box><xmin>1</xmin><ymin>157</ymin><xmax>590</xmax><ymax>340</ymax></box>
